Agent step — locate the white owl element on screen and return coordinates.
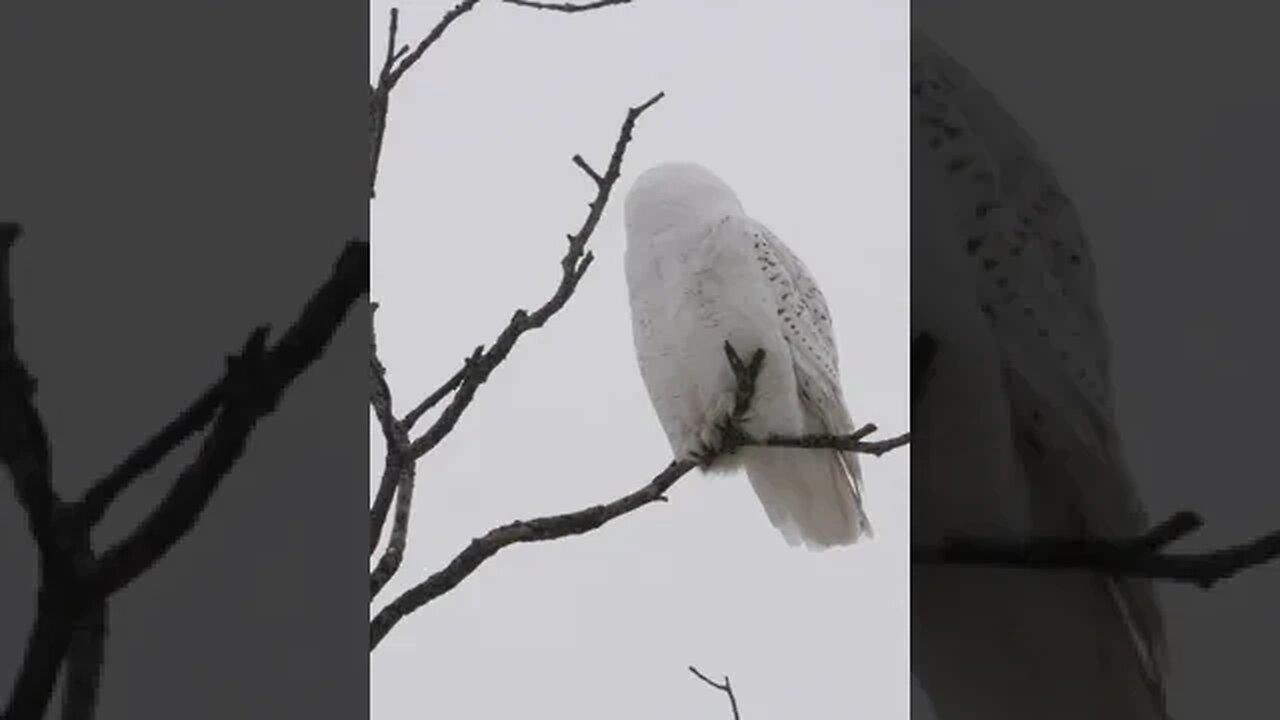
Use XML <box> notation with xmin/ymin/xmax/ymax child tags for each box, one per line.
<box><xmin>623</xmin><ymin>162</ymin><xmax>869</xmax><ymax>548</ymax></box>
<box><xmin>912</xmin><ymin>29</ymin><xmax>1167</xmax><ymax>720</ymax></box>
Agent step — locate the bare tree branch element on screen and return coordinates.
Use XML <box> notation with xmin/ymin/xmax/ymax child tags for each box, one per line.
<box><xmin>370</xmin><ymin>344</ymin><xmax>909</xmax><ymax>648</ymax></box>
<box><xmin>2</xmin><ymin>225</ymin><xmax>368</xmax><ymax>719</ymax></box>
<box><xmin>3</xmin><ymin>591</ymin><xmax>75</xmax><ymax>720</ymax></box>
<box><xmin>913</xmin><ymin>509</ymin><xmax>1280</xmax><ymax>589</ymax></box>
<box><xmin>401</xmin><ymin>350</ymin><xmax>477</xmax><ymax>431</ymax></box>
<box><xmin>0</xmin><ymin>221</ymin><xmax>57</xmax><ymax>556</ymax></box>
<box><xmin>688</xmin><ymin>666</ymin><xmax>741</xmax><ymax>720</ymax></box>
<box><xmin>95</xmin><ymin>240</ymin><xmax>369</xmax><ymax>596</ymax></box>
<box><xmin>1</xmin><ymin>220</ymin><xmax>74</xmax><ymax>720</ymax></box>
<box><xmin>503</xmin><ymin>0</ymin><xmax>634</xmax><ymax>12</ymax></box>
<box><xmin>76</xmin><ymin>385</ymin><xmax>223</xmax><ymax>528</ymax></box>
<box><xmin>60</xmin><ymin>603</ymin><xmax>106</xmax><ymax>720</ymax></box>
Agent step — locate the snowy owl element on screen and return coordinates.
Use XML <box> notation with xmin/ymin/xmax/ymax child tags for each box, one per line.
<box><xmin>911</xmin><ymin>29</ymin><xmax>1167</xmax><ymax>720</ymax></box>
<box><xmin>623</xmin><ymin>162</ymin><xmax>869</xmax><ymax>549</ymax></box>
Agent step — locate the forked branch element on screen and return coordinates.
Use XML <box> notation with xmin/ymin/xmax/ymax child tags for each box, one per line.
<box><xmin>688</xmin><ymin>666</ymin><xmax>741</xmax><ymax>720</ymax></box>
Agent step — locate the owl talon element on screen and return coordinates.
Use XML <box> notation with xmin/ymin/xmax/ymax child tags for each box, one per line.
<box><xmin>689</xmin><ymin>442</ymin><xmax>718</xmax><ymax>468</ymax></box>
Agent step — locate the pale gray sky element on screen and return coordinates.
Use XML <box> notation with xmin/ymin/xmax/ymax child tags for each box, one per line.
<box><xmin>368</xmin><ymin>2</ymin><xmax>908</xmax><ymax>718</ymax></box>
<box><xmin>916</xmin><ymin>3</ymin><xmax>1280</xmax><ymax>717</ymax></box>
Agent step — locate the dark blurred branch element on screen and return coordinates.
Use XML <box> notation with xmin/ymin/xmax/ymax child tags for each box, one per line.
<box><xmin>60</xmin><ymin>602</ymin><xmax>106</xmax><ymax>720</ymax></box>
<box><xmin>0</xmin><ymin>222</ymin><xmax>57</xmax><ymax>558</ymax></box>
<box><xmin>370</xmin><ymin>344</ymin><xmax>909</xmax><ymax>649</ymax></box>
<box><xmin>2</xmin><ymin>225</ymin><xmax>367</xmax><ymax>720</ymax></box>
<box><xmin>913</xmin><ymin>509</ymin><xmax>1280</xmax><ymax>589</ymax></box>
<box><xmin>95</xmin><ymin>240</ymin><xmax>368</xmax><ymax>595</ymax></box>
<box><xmin>2</xmin><ymin>220</ymin><xmax>73</xmax><ymax>720</ymax></box>
<box><xmin>688</xmin><ymin>666</ymin><xmax>741</xmax><ymax>720</ymax></box>
<box><xmin>76</xmin><ymin>386</ymin><xmax>223</xmax><ymax>527</ymax></box>
<box><xmin>911</xmin><ymin>332</ymin><xmax>938</xmax><ymax>408</ymax></box>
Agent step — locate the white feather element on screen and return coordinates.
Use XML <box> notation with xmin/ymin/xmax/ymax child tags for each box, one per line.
<box><xmin>624</xmin><ymin>162</ymin><xmax>869</xmax><ymax>548</ymax></box>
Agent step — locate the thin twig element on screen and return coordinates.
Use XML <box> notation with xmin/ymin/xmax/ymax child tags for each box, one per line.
<box><xmin>689</xmin><ymin>666</ymin><xmax>741</xmax><ymax>720</ymax></box>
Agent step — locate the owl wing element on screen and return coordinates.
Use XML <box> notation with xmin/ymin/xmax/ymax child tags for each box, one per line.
<box><xmin>738</xmin><ymin>217</ymin><xmax>863</xmax><ymax>483</ymax></box>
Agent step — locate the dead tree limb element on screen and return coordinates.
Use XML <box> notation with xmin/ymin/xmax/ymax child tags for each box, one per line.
<box><xmin>1</xmin><ymin>221</ymin><xmax>368</xmax><ymax>720</ymax></box>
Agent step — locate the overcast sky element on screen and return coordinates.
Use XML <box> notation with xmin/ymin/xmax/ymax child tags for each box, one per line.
<box><xmin>368</xmin><ymin>2</ymin><xmax>908</xmax><ymax>718</ymax></box>
<box><xmin>916</xmin><ymin>3</ymin><xmax>1280</xmax><ymax>717</ymax></box>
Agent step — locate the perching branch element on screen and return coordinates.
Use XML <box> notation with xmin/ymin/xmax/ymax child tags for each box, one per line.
<box><xmin>688</xmin><ymin>666</ymin><xmax>742</xmax><ymax>720</ymax></box>
<box><xmin>913</xmin><ymin>509</ymin><xmax>1280</xmax><ymax>589</ymax></box>
<box><xmin>369</xmin><ymin>344</ymin><xmax>909</xmax><ymax>648</ymax></box>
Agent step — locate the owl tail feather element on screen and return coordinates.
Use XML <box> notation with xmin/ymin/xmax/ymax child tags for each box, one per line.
<box><xmin>741</xmin><ymin>445</ymin><xmax>870</xmax><ymax>549</ymax></box>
